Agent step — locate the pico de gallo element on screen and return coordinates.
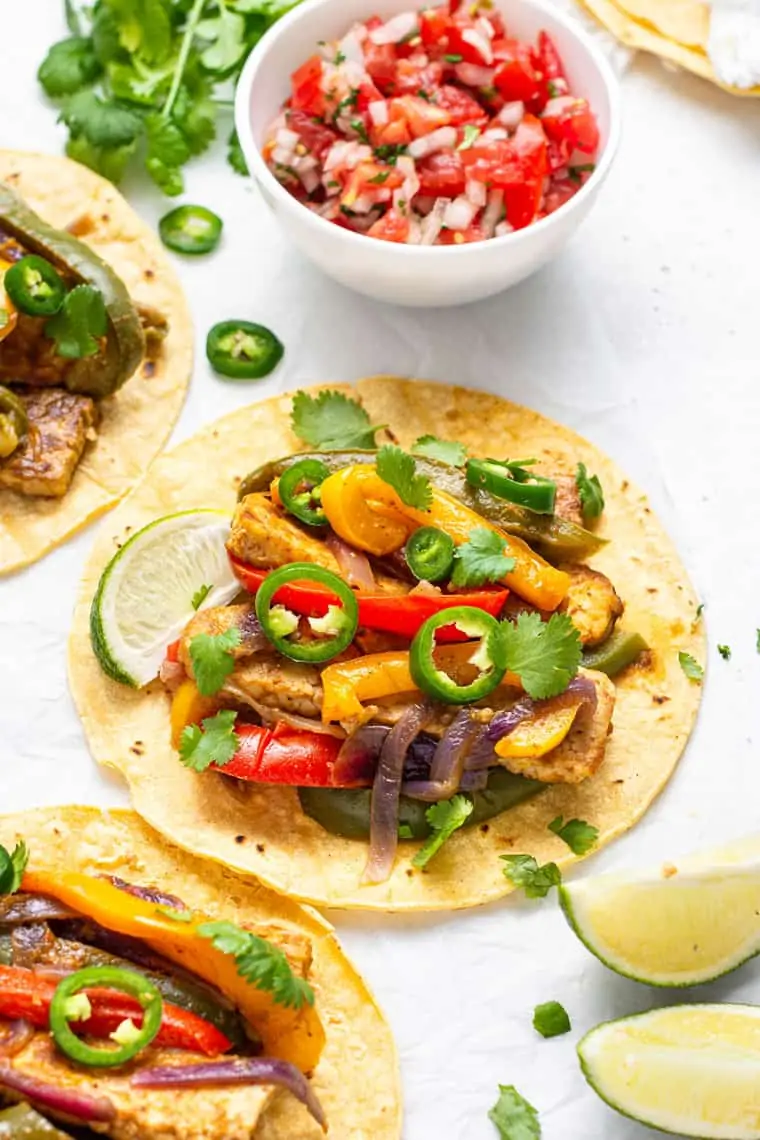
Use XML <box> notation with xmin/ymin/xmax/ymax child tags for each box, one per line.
<box><xmin>262</xmin><ymin>4</ymin><xmax>600</xmax><ymax>245</ymax></box>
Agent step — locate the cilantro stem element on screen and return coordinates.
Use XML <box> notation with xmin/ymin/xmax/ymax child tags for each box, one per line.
<box><xmin>160</xmin><ymin>0</ymin><xmax>207</xmax><ymax>122</ymax></box>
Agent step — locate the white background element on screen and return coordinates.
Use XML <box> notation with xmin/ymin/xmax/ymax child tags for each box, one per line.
<box><xmin>3</xmin><ymin>6</ymin><xmax>760</xmax><ymax>1138</ymax></box>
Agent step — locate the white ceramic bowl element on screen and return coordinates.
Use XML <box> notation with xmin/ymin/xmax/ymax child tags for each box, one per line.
<box><xmin>235</xmin><ymin>0</ymin><xmax>621</xmax><ymax>307</ymax></box>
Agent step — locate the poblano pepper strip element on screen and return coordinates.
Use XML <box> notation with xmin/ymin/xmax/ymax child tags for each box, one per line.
<box><xmin>50</xmin><ymin>965</ymin><xmax>163</xmax><ymax>1068</ymax></box>
<box><xmin>582</xmin><ymin>630</ymin><xmax>648</xmax><ymax>677</ymax></box>
<box><xmin>410</xmin><ymin>605</ymin><xmax>506</xmax><ymax>703</ymax></box>
<box><xmin>278</xmin><ymin>458</ymin><xmax>329</xmax><ymax>527</ymax></box>
<box><xmin>255</xmin><ymin>563</ymin><xmax>358</xmax><ymax>663</ymax></box>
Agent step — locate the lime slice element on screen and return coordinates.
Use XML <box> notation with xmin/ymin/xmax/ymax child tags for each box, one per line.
<box><xmin>579</xmin><ymin>1004</ymin><xmax>760</xmax><ymax>1139</ymax></box>
<box><xmin>90</xmin><ymin>510</ymin><xmax>240</xmax><ymax>688</ymax></box>
<box><xmin>561</xmin><ymin>853</ymin><xmax>760</xmax><ymax>987</ymax></box>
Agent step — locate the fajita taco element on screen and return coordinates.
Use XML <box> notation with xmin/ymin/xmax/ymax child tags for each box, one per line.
<box><xmin>579</xmin><ymin>0</ymin><xmax>760</xmax><ymax>95</ymax></box>
<box><xmin>69</xmin><ymin>379</ymin><xmax>704</xmax><ymax>911</ymax></box>
<box><xmin>0</xmin><ymin>806</ymin><xmax>400</xmax><ymax>1138</ymax></box>
<box><xmin>0</xmin><ymin>151</ymin><xmax>192</xmax><ymax>575</ymax></box>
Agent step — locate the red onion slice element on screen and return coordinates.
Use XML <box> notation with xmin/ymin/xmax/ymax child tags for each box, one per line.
<box><xmin>363</xmin><ymin>703</ymin><xmax>432</xmax><ymax>884</ymax></box>
<box><xmin>0</xmin><ymin>1021</ymin><xmax>35</xmax><ymax>1058</ymax></box>
<box><xmin>485</xmin><ymin>675</ymin><xmax>598</xmax><ymax>747</ymax></box>
<box><xmin>332</xmin><ymin>726</ymin><xmax>389</xmax><ymax>787</ymax></box>
<box><xmin>132</xmin><ymin>1058</ymin><xmax>326</xmax><ymax>1130</ymax></box>
<box><xmin>326</xmin><ymin>534</ymin><xmax>375</xmax><ymax>592</ymax></box>
<box><xmin>0</xmin><ymin>1063</ymin><xmax>116</xmax><ymax>1122</ymax></box>
<box><xmin>485</xmin><ymin>699</ymin><xmax>536</xmax><ymax>745</ymax></box>
<box><xmin>403</xmin><ymin>710</ymin><xmax>480</xmax><ymax>801</ymax></box>
<box><xmin>0</xmin><ymin>894</ymin><xmax>77</xmax><ymax>926</ymax></box>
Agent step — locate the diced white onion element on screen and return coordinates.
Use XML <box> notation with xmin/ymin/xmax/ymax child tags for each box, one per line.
<box><xmin>461</xmin><ymin>28</ymin><xmax>493</xmax><ymax>65</ymax></box>
<box><xmin>339</xmin><ymin>29</ymin><xmax>365</xmax><ymax>65</ymax></box>
<box><xmin>275</xmin><ymin>128</ymin><xmax>299</xmax><ymax>150</ymax></box>
<box><xmin>324</xmin><ymin>140</ymin><xmax>350</xmax><ymax>171</ymax></box>
<box><xmin>272</xmin><ymin>145</ymin><xmax>294</xmax><ymax>166</ymax></box>
<box><xmin>443</xmin><ymin>195</ymin><xmax>477</xmax><ymax>230</ymax></box>
<box><xmin>476</xmin><ymin>16</ymin><xmax>496</xmax><ymax>41</ymax></box>
<box><xmin>481</xmin><ymin>188</ymin><xmax>503</xmax><ymax>237</ymax></box>
<box><xmin>368</xmin><ymin>100</ymin><xmax>389</xmax><ymax>126</ymax></box>
<box><xmin>301</xmin><ymin>170</ymin><xmax>320</xmax><ymax>194</ymax></box>
<box><xmin>419</xmin><ymin>197</ymin><xmax>448</xmax><ymax>244</ymax></box>
<box><xmin>480</xmin><ymin>127</ymin><xmax>508</xmax><ymax>142</ymax></box>
<box><xmin>351</xmin><ymin>193</ymin><xmax>375</xmax><ymax>214</ymax></box>
<box><xmin>294</xmin><ymin>153</ymin><xmax>318</xmax><ymax>173</ymax></box>
<box><xmin>465</xmin><ymin>179</ymin><xmax>487</xmax><ymax>208</ymax></box>
<box><xmin>498</xmin><ymin>100</ymin><xmax>525</xmax><ymax>130</ymax></box>
<box><xmin>346</xmin><ymin>144</ymin><xmax>373</xmax><ymax>169</ymax></box>
<box><xmin>406</xmin><ymin>216</ymin><xmax>423</xmax><ymax>244</ymax></box>
<box><xmin>407</xmin><ymin>125</ymin><xmax>458</xmax><ymax>159</ymax></box>
<box><xmin>495</xmin><ymin>220</ymin><xmax>514</xmax><ymax>236</ymax></box>
<box><xmin>454</xmin><ymin>62</ymin><xmax>495</xmax><ymax>87</ymax></box>
<box><xmin>369</xmin><ymin>11</ymin><xmax>418</xmax><ymax>44</ymax></box>
<box><xmin>343</xmin><ymin>59</ymin><xmax>367</xmax><ymax>87</ymax></box>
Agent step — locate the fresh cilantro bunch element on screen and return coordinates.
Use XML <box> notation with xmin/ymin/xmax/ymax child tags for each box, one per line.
<box><xmin>38</xmin><ymin>0</ymin><xmax>298</xmax><ymax>194</ymax></box>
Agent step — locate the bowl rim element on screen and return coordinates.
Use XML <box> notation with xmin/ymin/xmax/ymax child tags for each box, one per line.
<box><xmin>234</xmin><ymin>0</ymin><xmax>622</xmax><ymax>259</ymax></box>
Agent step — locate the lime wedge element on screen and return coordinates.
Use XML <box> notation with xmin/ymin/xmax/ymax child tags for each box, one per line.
<box><xmin>90</xmin><ymin>510</ymin><xmax>239</xmax><ymax>688</ymax></box>
<box><xmin>561</xmin><ymin>853</ymin><xmax>760</xmax><ymax>987</ymax></box>
<box><xmin>579</xmin><ymin>1004</ymin><xmax>760</xmax><ymax>1139</ymax></box>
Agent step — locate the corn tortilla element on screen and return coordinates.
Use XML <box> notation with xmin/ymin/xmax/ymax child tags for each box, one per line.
<box><xmin>0</xmin><ymin>151</ymin><xmax>193</xmax><ymax>575</ymax></box>
<box><xmin>68</xmin><ymin>379</ymin><xmax>704</xmax><ymax>911</ymax></box>
<box><xmin>0</xmin><ymin>805</ymin><xmax>401</xmax><ymax>1138</ymax></box>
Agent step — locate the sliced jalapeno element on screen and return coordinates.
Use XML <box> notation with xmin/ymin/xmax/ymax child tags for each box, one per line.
<box><xmin>255</xmin><ymin>563</ymin><xmax>358</xmax><ymax>663</ymax></box>
<box><xmin>50</xmin><ymin>965</ymin><xmax>163</xmax><ymax>1068</ymax></box>
<box><xmin>206</xmin><ymin>320</ymin><xmax>284</xmax><ymax>380</ymax></box>
<box><xmin>4</xmin><ymin>255</ymin><xmax>66</xmax><ymax>317</ymax></box>
<box><xmin>405</xmin><ymin>526</ymin><xmax>455</xmax><ymax>583</ymax></box>
<box><xmin>278</xmin><ymin>459</ymin><xmax>329</xmax><ymax>527</ymax></box>
<box><xmin>159</xmin><ymin>205</ymin><xmax>223</xmax><ymax>255</ymax></box>
<box><xmin>0</xmin><ymin>386</ymin><xmax>29</xmax><ymax>459</ymax></box>
<box><xmin>466</xmin><ymin>458</ymin><xmax>556</xmax><ymax>515</ymax></box>
<box><xmin>410</xmin><ymin>605</ymin><xmax>506</xmax><ymax>704</ymax></box>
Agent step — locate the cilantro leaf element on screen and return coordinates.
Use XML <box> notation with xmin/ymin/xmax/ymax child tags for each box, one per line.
<box><xmin>575</xmin><ymin>462</ymin><xmax>604</xmax><ymax>522</ymax></box>
<box><xmin>144</xmin><ymin>113</ymin><xmax>191</xmax><ymax>195</ymax></box>
<box><xmin>38</xmin><ymin>37</ymin><xmax>102</xmax><ymax>97</ymax></box>
<box><xmin>501</xmin><ymin>854</ymin><xmax>561</xmax><ymax>899</ymax></box>
<box><xmin>191</xmin><ymin>584</ymin><xmax>212</xmax><ymax>611</ymax></box>
<box><xmin>0</xmin><ymin>841</ymin><xmax>29</xmax><ymax>895</ymax></box>
<box><xmin>548</xmin><ymin>816</ymin><xmax>598</xmax><ymax>856</ymax></box>
<box><xmin>376</xmin><ymin>445</ymin><xmax>432</xmax><ymax>510</ymax></box>
<box><xmin>228</xmin><ymin>128</ymin><xmax>249</xmax><ymax>176</ymax></box>
<box><xmin>412</xmin><ymin>795</ymin><xmax>473</xmax><ymax>870</ymax></box>
<box><xmin>61</xmin><ymin>90</ymin><xmax>144</xmax><ymax>149</ymax></box>
<box><xmin>488</xmin><ymin>1085</ymin><xmax>541</xmax><ymax>1139</ymax></box>
<box><xmin>189</xmin><ymin>628</ymin><xmax>241</xmax><ymax>696</ymax></box>
<box><xmin>718</xmin><ymin>644</ymin><xmax>731</xmax><ymax>660</ymax></box>
<box><xmin>451</xmin><ymin>527</ymin><xmax>515</xmax><ymax>589</ymax></box>
<box><xmin>533</xmin><ymin>1001</ymin><xmax>571</xmax><ymax>1038</ymax></box>
<box><xmin>500</xmin><ymin>612</ymin><xmax>581</xmax><ymax>699</ymax></box>
<box><xmin>458</xmin><ymin>123</ymin><xmax>481</xmax><ymax>150</ymax></box>
<box><xmin>198</xmin><ymin>8</ymin><xmax>248</xmax><ymax>75</ymax></box>
<box><xmin>65</xmin><ymin>135</ymin><xmax>138</xmax><ymax>183</ymax></box>
<box><xmin>179</xmin><ymin>709</ymin><xmax>239</xmax><ymax>773</ymax></box>
<box><xmin>45</xmin><ymin>285</ymin><xmax>107</xmax><ymax>359</ymax></box>
<box><xmin>678</xmin><ymin>651</ymin><xmax>703</xmax><ymax>682</ymax></box>
<box><xmin>198</xmin><ymin>920</ymin><xmax>314</xmax><ymax>1009</ymax></box>
<box><xmin>107</xmin><ymin>0</ymin><xmax>173</xmax><ymax>63</ymax></box>
<box><xmin>412</xmin><ymin>435</ymin><xmax>467</xmax><ymax>467</ymax></box>
<box><xmin>290</xmin><ymin>389</ymin><xmax>382</xmax><ymax>449</ymax></box>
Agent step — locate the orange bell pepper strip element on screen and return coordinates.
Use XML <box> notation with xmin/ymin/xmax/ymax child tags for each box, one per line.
<box><xmin>321</xmin><ymin>647</ymin><xmax>522</xmax><ymax>723</ymax></box>
<box><xmin>21</xmin><ymin>870</ymin><xmax>325</xmax><ymax>1073</ymax></box>
<box><xmin>319</xmin><ymin>465</ymin><xmax>413</xmax><ymax>556</ymax></box>
<box><xmin>170</xmin><ymin>678</ymin><xmax>221</xmax><ymax>748</ymax></box>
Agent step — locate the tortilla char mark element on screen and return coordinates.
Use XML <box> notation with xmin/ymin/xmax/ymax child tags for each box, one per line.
<box><xmin>0</xmin><ymin>388</ymin><xmax>97</xmax><ymax>497</ymax></box>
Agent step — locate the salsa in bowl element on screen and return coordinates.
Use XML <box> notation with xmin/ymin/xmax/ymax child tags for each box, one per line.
<box><xmin>235</xmin><ymin>0</ymin><xmax>620</xmax><ymax>305</ymax></box>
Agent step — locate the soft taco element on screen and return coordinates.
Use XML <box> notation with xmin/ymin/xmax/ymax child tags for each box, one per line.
<box><xmin>580</xmin><ymin>0</ymin><xmax>760</xmax><ymax>95</ymax></box>
<box><xmin>0</xmin><ymin>806</ymin><xmax>400</xmax><ymax>1138</ymax></box>
<box><xmin>0</xmin><ymin>151</ymin><xmax>192</xmax><ymax>575</ymax></box>
<box><xmin>69</xmin><ymin>379</ymin><xmax>704</xmax><ymax>911</ymax></box>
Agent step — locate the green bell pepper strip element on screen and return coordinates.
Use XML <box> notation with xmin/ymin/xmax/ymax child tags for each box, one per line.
<box><xmin>158</xmin><ymin>205</ymin><xmax>223</xmax><ymax>255</ymax></box>
<box><xmin>206</xmin><ymin>320</ymin><xmax>284</xmax><ymax>380</ymax></box>
<box><xmin>49</xmin><ymin>966</ymin><xmax>163</xmax><ymax>1068</ymax></box>
<box><xmin>255</xmin><ymin>563</ymin><xmax>359</xmax><ymax>663</ymax></box>
<box><xmin>0</xmin><ymin>386</ymin><xmax>29</xmax><ymax>459</ymax></box>
<box><xmin>299</xmin><ymin>766</ymin><xmax>543</xmax><ymax>840</ymax></box>
<box><xmin>278</xmin><ymin>458</ymin><xmax>329</xmax><ymax>527</ymax></box>
<box><xmin>404</xmin><ymin>526</ymin><xmax>455</xmax><ymax>583</ymax></box>
<box><xmin>410</xmin><ymin>605</ymin><xmax>506</xmax><ymax>704</ymax></box>
<box><xmin>238</xmin><ymin>451</ymin><xmax>604</xmax><ymax>560</ymax></box>
<box><xmin>582</xmin><ymin>629</ymin><xmax>648</xmax><ymax>677</ymax></box>
<box><xmin>4</xmin><ymin>255</ymin><xmax>65</xmax><ymax>317</ymax></box>
<box><xmin>466</xmin><ymin>458</ymin><xmax>556</xmax><ymax>515</ymax></box>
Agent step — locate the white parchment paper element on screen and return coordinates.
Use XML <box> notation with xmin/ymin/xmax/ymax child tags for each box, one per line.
<box><xmin>3</xmin><ymin>5</ymin><xmax>760</xmax><ymax>1137</ymax></box>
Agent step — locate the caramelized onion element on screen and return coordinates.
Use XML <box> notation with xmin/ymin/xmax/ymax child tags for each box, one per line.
<box><xmin>403</xmin><ymin>710</ymin><xmax>480</xmax><ymax>801</ymax></box>
<box><xmin>0</xmin><ymin>1063</ymin><xmax>115</xmax><ymax>1122</ymax></box>
<box><xmin>0</xmin><ymin>894</ymin><xmax>77</xmax><ymax>926</ymax></box>
<box><xmin>332</xmin><ymin>726</ymin><xmax>389</xmax><ymax>786</ymax></box>
<box><xmin>326</xmin><ymin>534</ymin><xmax>375</xmax><ymax>591</ymax></box>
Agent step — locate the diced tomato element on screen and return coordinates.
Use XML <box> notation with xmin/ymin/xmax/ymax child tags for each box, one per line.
<box><xmin>393</xmin><ymin>56</ymin><xmax>445</xmax><ymax>95</ymax></box>
<box><xmin>544</xmin><ymin>177</ymin><xmax>579</xmax><ymax>214</ymax></box>
<box><xmin>504</xmin><ymin>114</ymin><xmax>547</xmax><ymax>228</ymax></box>
<box><xmin>460</xmin><ymin>139</ymin><xmax>521</xmax><ymax>186</ymax></box>
<box><xmin>434</xmin><ymin>84</ymin><xmax>489</xmax><ymax>126</ymax></box>
<box><xmin>536</xmin><ymin>30</ymin><xmax>565</xmax><ymax>80</ymax></box>
<box><xmin>285</xmin><ymin>109</ymin><xmax>337</xmax><ymax>158</ymax></box>
<box><xmin>290</xmin><ymin>54</ymin><xmax>325</xmax><ymax>117</ymax></box>
<box><xmin>493</xmin><ymin>38</ymin><xmax>545</xmax><ymax>108</ymax></box>
<box><xmin>367</xmin><ymin>207</ymin><xmax>411</xmax><ymax>242</ymax></box>
<box><xmin>391</xmin><ymin>94</ymin><xmax>451</xmax><ymax>137</ymax></box>
<box><xmin>546</xmin><ymin>137</ymin><xmax>572</xmax><ymax>173</ymax></box>
<box><xmin>369</xmin><ymin>99</ymin><xmax>413</xmax><ymax>147</ymax></box>
<box><xmin>364</xmin><ymin>40</ymin><xmax>398</xmax><ymax>90</ymax></box>
<box><xmin>438</xmin><ymin>224</ymin><xmax>486</xmax><ymax>244</ymax></box>
<box><xmin>447</xmin><ymin>17</ymin><xmax>493</xmax><ymax>65</ymax></box>
<box><xmin>341</xmin><ymin>161</ymin><xmax>405</xmax><ymax>207</ymax></box>
<box><xmin>419</xmin><ymin>6</ymin><xmax>454</xmax><ymax>52</ymax></box>
<box><xmin>417</xmin><ymin>149</ymin><xmax>466</xmax><ymax>196</ymax></box>
<box><xmin>541</xmin><ymin>96</ymin><xmax>599</xmax><ymax>154</ymax></box>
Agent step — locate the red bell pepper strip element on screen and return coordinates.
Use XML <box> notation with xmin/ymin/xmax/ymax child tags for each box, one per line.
<box><xmin>228</xmin><ymin>555</ymin><xmax>508</xmax><ymax>641</ymax></box>
<box><xmin>0</xmin><ymin>965</ymin><xmax>231</xmax><ymax>1055</ymax></box>
<box><xmin>216</xmin><ymin>723</ymin><xmax>351</xmax><ymax>787</ymax></box>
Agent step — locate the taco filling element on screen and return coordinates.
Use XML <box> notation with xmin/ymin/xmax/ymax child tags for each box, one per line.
<box><xmin>125</xmin><ymin>390</ymin><xmax>648</xmax><ymax>885</ymax></box>
<box><xmin>0</xmin><ymin>183</ymin><xmax>164</xmax><ymax>499</ymax></box>
<box><xmin>0</xmin><ymin>839</ymin><xmax>326</xmax><ymax>1137</ymax></box>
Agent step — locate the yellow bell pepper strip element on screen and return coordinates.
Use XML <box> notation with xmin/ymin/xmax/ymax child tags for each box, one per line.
<box><xmin>20</xmin><ymin>870</ymin><xmax>325</xmax><ymax>1074</ymax></box>
<box><xmin>170</xmin><ymin>679</ymin><xmax>221</xmax><ymax>749</ymax></box>
<box><xmin>321</xmin><ymin>647</ymin><xmax>522</xmax><ymax>723</ymax></box>
<box><xmin>319</xmin><ymin>465</ymin><xmax>413</xmax><ymax>556</ymax></box>
<box><xmin>494</xmin><ymin>696</ymin><xmax>582</xmax><ymax>759</ymax></box>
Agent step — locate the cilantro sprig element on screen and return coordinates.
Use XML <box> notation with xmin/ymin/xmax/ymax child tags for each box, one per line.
<box><xmin>198</xmin><ymin>920</ymin><xmax>314</xmax><ymax>1009</ymax></box>
<box><xmin>548</xmin><ymin>816</ymin><xmax>598</xmax><ymax>856</ymax></box>
<box><xmin>412</xmin><ymin>435</ymin><xmax>467</xmax><ymax>467</ymax></box>
<box><xmin>575</xmin><ymin>462</ymin><xmax>604</xmax><ymax>523</ymax></box>
<box><xmin>44</xmin><ymin>285</ymin><xmax>107</xmax><ymax>359</ymax></box>
<box><xmin>188</xmin><ymin>628</ymin><xmax>240</xmax><ymax>696</ymax></box>
<box><xmin>0</xmin><ymin>841</ymin><xmax>29</xmax><ymax>895</ymax></box>
<box><xmin>376</xmin><ymin>445</ymin><xmax>432</xmax><ymax>510</ymax></box>
<box><xmin>412</xmin><ymin>795</ymin><xmax>473</xmax><ymax>870</ymax></box>
<box><xmin>290</xmin><ymin>389</ymin><xmax>384</xmax><ymax>450</ymax></box>
<box><xmin>678</xmin><ymin>651</ymin><xmax>703</xmax><ymax>682</ymax></box>
<box><xmin>179</xmin><ymin>709</ymin><xmax>239</xmax><ymax>772</ymax></box>
<box><xmin>501</xmin><ymin>854</ymin><xmax>561</xmax><ymax>899</ymax></box>
<box><xmin>38</xmin><ymin>0</ymin><xmax>295</xmax><ymax>193</ymax></box>
<box><xmin>191</xmin><ymin>584</ymin><xmax>212</xmax><ymax>611</ymax></box>
<box><xmin>501</xmin><ymin>613</ymin><xmax>581</xmax><ymax>699</ymax></box>
<box><xmin>489</xmin><ymin>1085</ymin><xmax>541</xmax><ymax>1139</ymax></box>
<box><xmin>451</xmin><ymin>527</ymin><xmax>515</xmax><ymax>588</ymax></box>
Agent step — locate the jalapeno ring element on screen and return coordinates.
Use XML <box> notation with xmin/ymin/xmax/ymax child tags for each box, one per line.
<box><xmin>410</xmin><ymin>605</ymin><xmax>506</xmax><ymax>704</ymax></box>
<box><xmin>206</xmin><ymin>320</ymin><xmax>284</xmax><ymax>380</ymax></box>
<box><xmin>404</xmin><ymin>526</ymin><xmax>455</xmax><ymax>582</ymax></box>
<box><xmin>278</xmin><ymin>459</ymin><xmax>329</xmax><ymax>527</ymax></box>
<box><xmin>466</xmin><ymin>459</ymin><xmax>556</xmax><ymax>515</ymax></box>
<box><xmin>4</xmin><ymin>255</ymin><xmax>66</xmax><ymax>317</ymax></box>
<box><xmin>255</xmin><ymin>563</ymin><xmax>358</xmax><ymax>663</ymax></box>
<box><xmin>50</xmin><ymin>966</ymin><xmax>163</xmax><ymax>1068</ymax></box>
<box><xmin>159</xmin><ymin>205</ymin><xmax>223</xmax><ymax>255</ymax></box>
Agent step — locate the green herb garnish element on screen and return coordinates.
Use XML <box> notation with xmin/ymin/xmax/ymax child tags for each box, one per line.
<box><xmin>548</xmin><ymin>816</ymin><xmax>598</xmax><ymax>855</ymax></box>
<box><xmin>188</xmin><ymin>627</ymin><xmax>240</xmax><ymax>696</ymax></box>
<box><xmin>489</xmin><ymin>1085</ymin><xmax>541</xmax><ymax>1139</ymax></box>
<box><xmin>575</xmin><ymin>462</ymin><xmax>604</xmax><ymax>522</ymax></box>
<box><xmin>376</xmin><ymin>445</ymin><xmax>432</xmax><ymax>510</ymax></box>
<box><xmin>44</xmin><ymin>285</ymin><xmax>107</xmax><ymax>358</ymax></box>
<box><xmin>718</xmin><ymin>644</ymin><xmax>731</xmax><ymax>660</ymax></box>
<box><xmin>451</xmin><ymin>527</ymin><xmax>515</xmax><ymax>588</ymax></box>
<box><xmin>412</xmin><ymin>795</ymin><xmax>473</xmax><ymax>869</ymax></box>
<box><xmin>291</xmin><ymin>389</ymin><xmax>383</xmax><ymax>449</ymax></box>
<box><xmin>179</xmin><ymin>710</ymin><xmax>239</xmax><ymax>773</ymax></box>
<box><xmin>197</xmin><ymin>921</ymin><xmax>314</xmax><ymax>1009</ymax></box>
<box><xmin>501</xmin><ymin>854</ymin><xmax>561</xmax><ymax>899</ymax></box>
<box><xmin>533</xmin><ymin>1001</ymin><xmax>571</xmax><ymax>1038</ymax></box>
<box><xmin>501</xmin><ymin>613</ymin><xmax>581</xmax><ymax>699</ymax></box>
<box><xmin>191</xmin><ymin>584</ymin><xmax>212</xmax><ymax>611</ymax></box>
<box><xmin>412</xmin><ymin>435</ymin><xmax>467</xmax><ymax>467</ymax></box>
<box><xmin>0</xmin><ymin>841</ymin><xmax>29</xmax><ymax>895</ymax></box>
<box><xmin>678</xmin><ymin>651</ymin><xmax>703</xmax><ymax>682</ymax></box>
